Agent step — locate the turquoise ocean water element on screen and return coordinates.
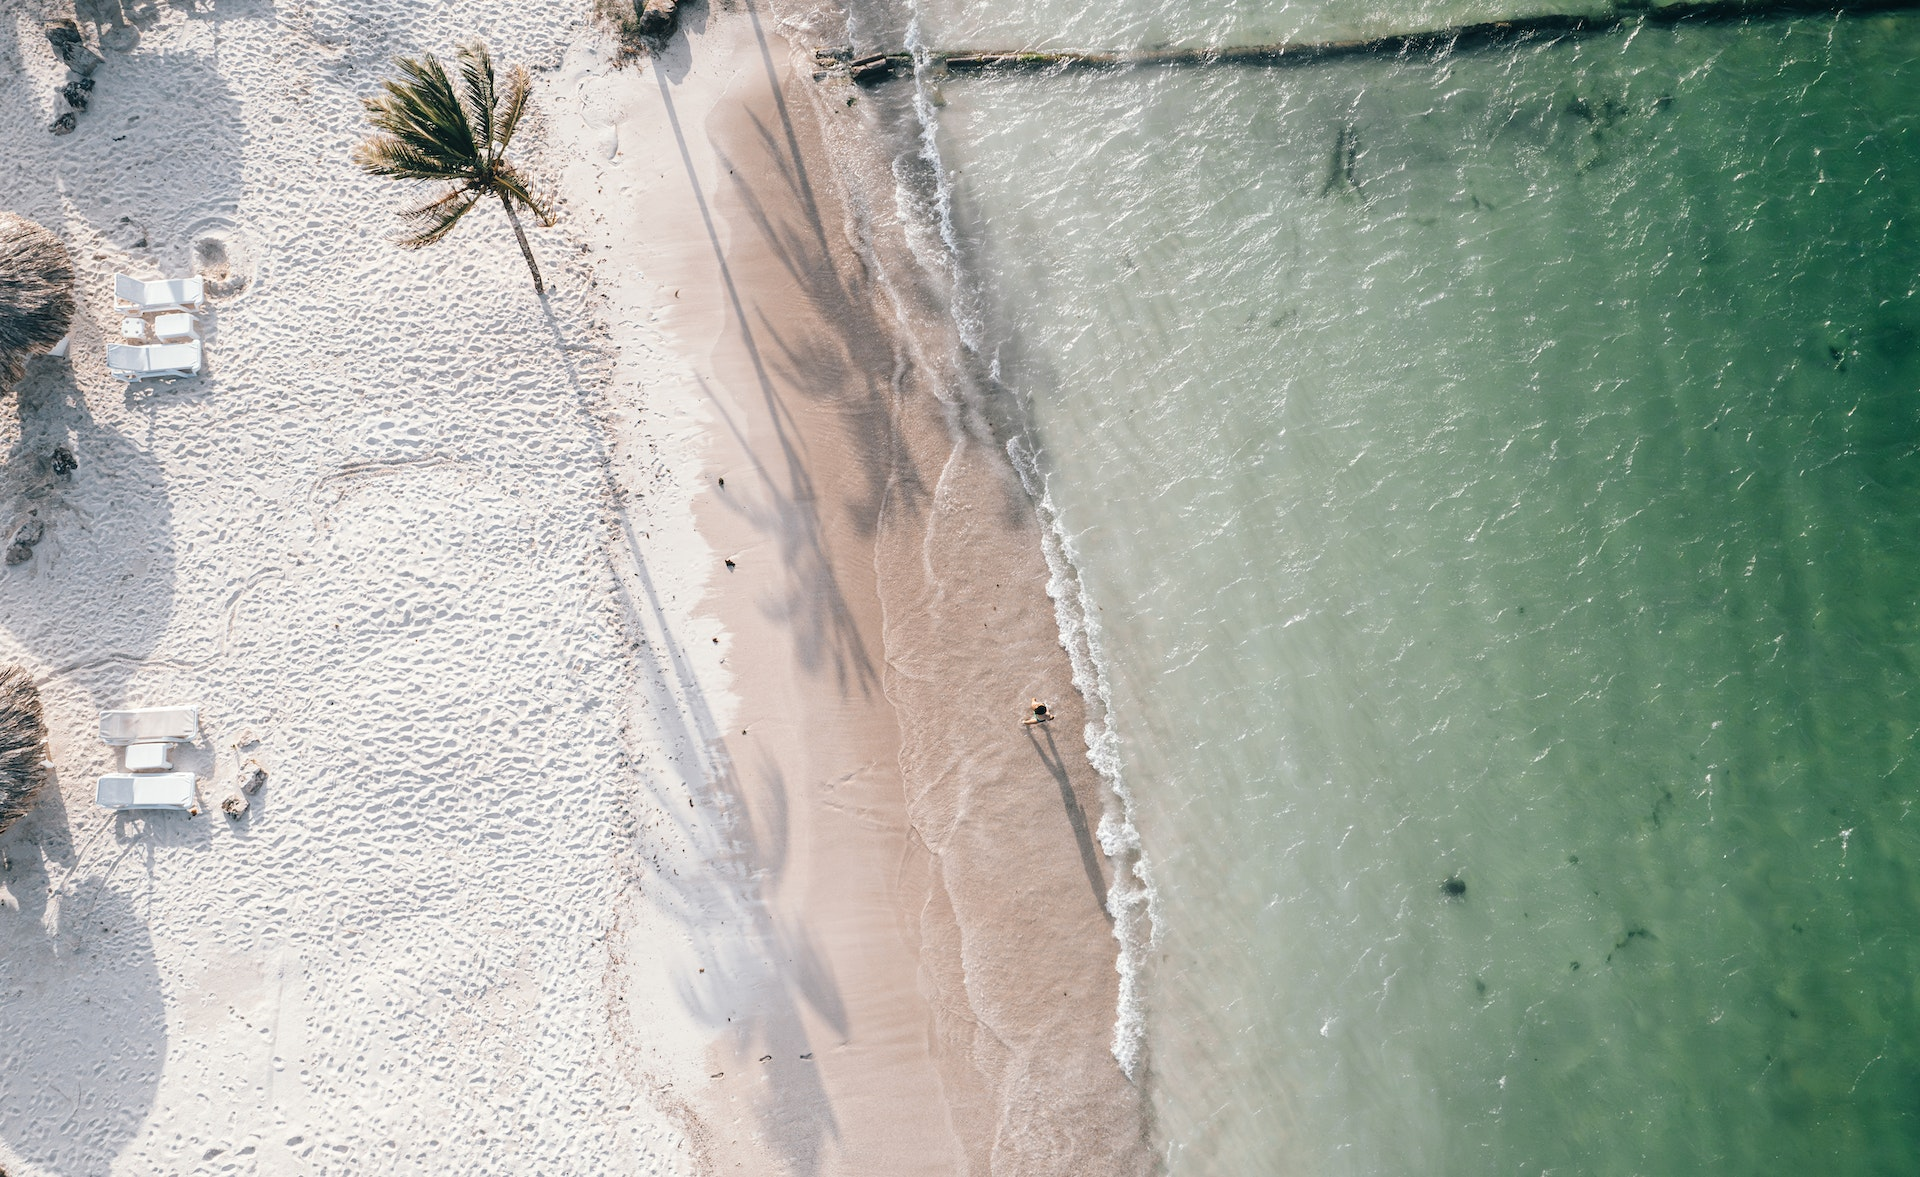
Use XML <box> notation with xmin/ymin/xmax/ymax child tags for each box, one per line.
<box><xmin>872</xmin><ymin>1</ymin><xmax>1920</xmax><ymax>1172</ymax></box>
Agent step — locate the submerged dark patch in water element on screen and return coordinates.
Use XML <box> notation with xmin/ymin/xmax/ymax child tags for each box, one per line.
<box><xmin>1323</xmin><ymin>122</ymin><xmax>1362</xmax><ymax>196</ymax></box>
<box><xmin>1606</xmin><ymin>926</ymin><xmax>1656</xmax><ymax>963</ymax></box>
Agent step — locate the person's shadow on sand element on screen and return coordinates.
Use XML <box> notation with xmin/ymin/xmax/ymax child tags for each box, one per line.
<box><xmin>1026</xmin><ymin>723</ymin><xmax>1112</xmax><ymax>916</ymax></box>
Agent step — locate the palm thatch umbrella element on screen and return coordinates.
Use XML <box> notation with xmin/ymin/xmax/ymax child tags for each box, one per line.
<box><xmin>0</xmin><ymin>665</ymin><xmax>50</xmax><ymax>835</ymax></box>
<box><xmin>0</xmin><ymin>213</ymin><xmax>77</xmax><ymax>389</ymax></box>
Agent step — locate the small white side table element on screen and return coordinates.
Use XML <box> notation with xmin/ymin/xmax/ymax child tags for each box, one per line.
<box><xmin>152</xmin><ymin>312</ymin><xmax>198</xmax><ymax>343</ymax></box>
<box><xmin>119</xmin><ymin>316</ymin><xmax>148</xmax><ymax>342</ymax></box>
<box><xmin>124</xmin><ymin>741</ymin><xmax>174</xmax><ymax>771</ymax></box>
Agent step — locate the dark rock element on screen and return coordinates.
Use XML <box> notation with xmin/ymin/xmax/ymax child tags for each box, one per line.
<box><xmin>637</xmin><ymin>0</ymin><xmax>679</xmax><ymax>37</ymax></box>
<box><xmin>44</xmin><ymin>19</ymin><xmax>82</xmax><ymax>48</ymax></box>
<box><xmin>49</xmin><ymin>446</ymin><xmax>77</xmax><ymax>480</ymax></box>
<box><xmin>49</xmin><ymin>111</ymin><xmax>77</xmax><ymax>136</ymax></box>
<box><xmin>45</xmin><ymin>20</ymin><xmax>103</xmax><ymax>77</ymax></box>
<box><xmin>238</xmin><ymin>761</ymin><xmax>268</xmax><ymax>794</ymax></box>
<box><xmin>4</xmin><ymin>517</ymin><xmax>41</xmax><ymax>564</ymax></box>
<box><xmin>60</xmin><ymin>80</ymin><xmax>90</xmax><ymax>113</ymax></box>
<box><xmin>10</xmin><ymin>518</ymin><xmax>44</xmax><ymax>549</ymax></box>
<box><xmin>1440</xmin><ymin>875</ymin><xmax>1467</xmax><ymax>898</ymax></box>
<box><xmin>850</xmin><ymin>54</ymin><xmax>902</xmax><ymax>85</ymax></box>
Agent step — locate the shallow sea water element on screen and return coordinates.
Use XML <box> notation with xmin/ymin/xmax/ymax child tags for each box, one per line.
<box><xmin>896</xmin><ymin>5</ymin><xmax>1920</xmax><ymax>1174</ymax></box>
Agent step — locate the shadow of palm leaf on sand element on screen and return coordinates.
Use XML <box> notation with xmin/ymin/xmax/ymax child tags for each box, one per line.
<box><xmin>0</xmin><ymin>818</ymin><xmax>167</xmax><ymax>1177</ymax></box>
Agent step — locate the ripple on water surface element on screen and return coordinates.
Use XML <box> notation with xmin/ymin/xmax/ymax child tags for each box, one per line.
<box><xmin>932</xmin><ymin>12</ymin><xmax>1920</xmax><ymax>1175</ymax></box>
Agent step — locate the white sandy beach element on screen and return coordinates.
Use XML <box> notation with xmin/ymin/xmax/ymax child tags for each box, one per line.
<box><xmin>0</xmin><ymin>0</ymin><xmax>1145</xmax><ymax>1172</ymax></box>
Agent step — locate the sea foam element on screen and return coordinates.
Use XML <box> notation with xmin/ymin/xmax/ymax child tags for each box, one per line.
<box><xmin>1008</xmin><ymin>434</ymin><xmax>1161</xmax><ymax>1081</ymax></box>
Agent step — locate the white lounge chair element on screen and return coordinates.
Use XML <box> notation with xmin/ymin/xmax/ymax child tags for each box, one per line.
<box><xmin>100</xmin><ymin>706</ymin><xmax>199</xmax><ymax>746</ymax></box>
<box><xmin>105</xmin><ymin>341</ymin><xmax>201</xmax><ymax>381</ymax></box>
<box><xmin>96</xmin><ymin>771</ymin><xmax>197</xmax><ymax>812</ymax></box>
<box><xmin>114</xmin><ymin>273</ymin><xmax>205</xmax><ymax>313</ymax></box>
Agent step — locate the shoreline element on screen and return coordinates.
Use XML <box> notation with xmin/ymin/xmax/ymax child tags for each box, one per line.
<box><xmin>552</xmin><ymin>7</ymin><xmax>1151</xmax><ymax>1171</ymax></box>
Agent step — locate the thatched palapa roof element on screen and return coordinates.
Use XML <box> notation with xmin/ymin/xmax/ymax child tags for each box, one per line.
<box><xmin>0</xmin><ymin>212</ymin><xmax>76</xmax><ymax>389</ymax></box>
<box><xmin>0</xmin><ymin>665</ymin><xmax>50</xmax><ymax>835</ymax></box>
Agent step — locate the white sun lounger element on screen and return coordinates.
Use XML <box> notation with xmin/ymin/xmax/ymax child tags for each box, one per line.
<box><xmin>96</xmin><ymin>771</ymin><xmax>197</xmax><ymax>812</ymax></box>
<box><xmin>105</xmin><ymin>341</ymin><xmax>201</xmax><ymax>381</ymax></box>
<box><xmin>100</xmin><ymin>706</ymin><xmax>199</xmax><ymax>746</ymax></box>
<box><xmin>114</xmin><ymin>273</ymin><xmax>206</xmax><ymax>313</ymax></box>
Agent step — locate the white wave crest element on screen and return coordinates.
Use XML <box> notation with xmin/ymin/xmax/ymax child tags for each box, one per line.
<box><xmin>1007</xmin><ymin>433</ymin><xmax>1161</xmax><ymax>1082</ymax></box>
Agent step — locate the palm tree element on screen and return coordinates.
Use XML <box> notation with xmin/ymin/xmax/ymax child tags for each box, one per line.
<box><xmin>354</xmin><ymin>41</ymin><xmax>556</xmax><ymax>294</ymax></box>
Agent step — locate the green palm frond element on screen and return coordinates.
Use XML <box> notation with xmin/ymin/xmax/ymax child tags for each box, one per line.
<box><xmin>360</xmin><ymin>54</ymin><xmax>478</xmax><ymax>179</ymax></box>
<box><xmin>456</xmin><ymin>42</ymin><xmax>499</xmax><ymax>168</ymax></box>
<box><xmin>355</xmin><ymin>41</ymin><xmax>555</xmax><ymax>292</ymax></box>
<box><xmin>493</xmin><ymin>166</ymin><xmax>557</xmax><ymax>227</ymax></box>
<box><xmin>395</xmin><ymin>187</ymin><xmax>484</xmax><ymax>249</ymax></box>
<box><xmin>352</xmin><ymin>135</ymin><xmax>472</xmax><ymax>182</ymax></box>
<box><xmin>493</xmin><ymin>64</ymin><xmax>534</xmax><ymax>153</ymax></box>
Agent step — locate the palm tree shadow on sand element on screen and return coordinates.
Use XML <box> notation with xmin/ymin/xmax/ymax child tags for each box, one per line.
<box><xmin>0</xmin><ymin>14</ymin><xmax>246</xmax><ymax>1173</ymax></box>
<box><xmin>0</xmin><ymin>360</ymin><xmax>179</xmax><ymax>1175</ymax></box>
<box><xmin>3</xmin><ymin>357</ymin><xmax>178</xmax><ymax>711</ymax></box>
<box><xmin>0</xmin><ymin>787</ymin><xmax>167</xmax><ymax>1176</ymax></box>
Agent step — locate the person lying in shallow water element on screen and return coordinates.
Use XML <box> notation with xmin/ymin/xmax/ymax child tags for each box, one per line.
<box><xmin>1023</xmin><ymin>698</ymin><xmax>1054</xmax><ymax>726</ymax></box>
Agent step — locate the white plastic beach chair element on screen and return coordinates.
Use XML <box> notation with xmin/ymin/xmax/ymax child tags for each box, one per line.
<box><xmin>100</xmin><ymin>706</ymin><xmax>199</xmax><ymax>746</ymax></box>
<box><xmin>96</xmin><ymin>771</ymin><xmax>197</xmax><ymax>812</ymax></box>
<box><xmin>105</xmin><ymin>341</ymin><xmax>201</xmax><ymax>381</ymax></box>
<box><xmin>114</xmin><ymin>273</ymin><xmax>205</xmax><ymax>313</ymax></box>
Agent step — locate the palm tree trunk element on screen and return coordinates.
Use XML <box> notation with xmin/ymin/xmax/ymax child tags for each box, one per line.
<box><xmin>499</xmin><ymin>193</ymin><xmax>546</xmax><ymax>295</ymax></box>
